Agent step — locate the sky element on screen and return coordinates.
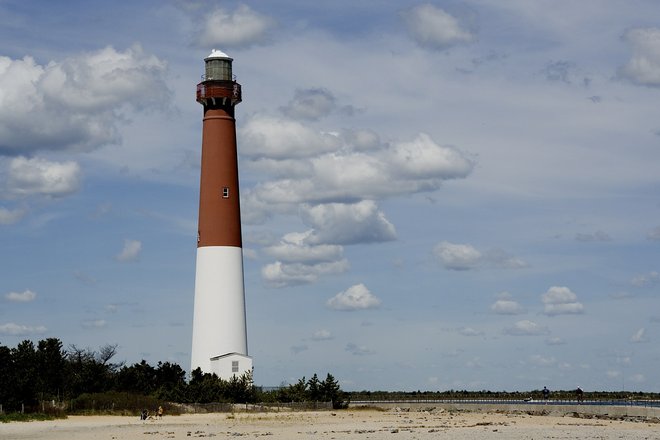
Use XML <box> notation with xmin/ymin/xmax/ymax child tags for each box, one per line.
<box><xmin>1</xmin><ymin>0</ymin><xmax>660</xmax><ymax>393</ymax></box>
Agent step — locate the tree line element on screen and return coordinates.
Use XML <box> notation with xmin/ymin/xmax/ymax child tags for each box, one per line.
<box><xmin>0</xmin><ymin>338</ymin><xmax>346</xmax><ymax>414</ymax></box>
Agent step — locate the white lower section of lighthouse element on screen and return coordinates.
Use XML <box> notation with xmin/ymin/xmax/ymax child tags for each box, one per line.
<box><xmin>191</xmin><ymin>246</ymin><xmax>252</xmax><ymax>379</ymax></box>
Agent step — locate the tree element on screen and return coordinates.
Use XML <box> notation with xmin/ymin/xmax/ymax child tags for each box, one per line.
<box><xmin>0</xmin><ymin>343</ymin><xmax>16</xmax><ymax>410</ymax></box>
<box><xmin>307</xmin><ymin>374</ymin><xmax>322</xmax><ymax>402</ymax></box>
<box><xmin>12</xmin><ymin>340</ymin><xmax>38</xmax><ymax>409</ymax></box>
<box><xmin>321</xmin><ymin>373</ymin><xmax>347</xmax><ymax>409</ymax></box>
<box><xmin>36</xmin><ymin>338</ymin><xmax>66</xmax><ymax>401</ymax></box>
<box><xmin>116</xmin><ymin>360</ymin><xmax>158</xmax><ymax>395</ymax></box>
<box><xmin>154</xmin><ymin>361</ymin><xmax>187</xmax><ymax>401</ymax></box>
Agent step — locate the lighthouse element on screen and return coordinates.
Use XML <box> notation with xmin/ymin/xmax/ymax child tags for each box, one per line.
<box><xmin>190</xmin><ymin>49</ymin><xmax>252</xmax><ymax>379</ymax></box>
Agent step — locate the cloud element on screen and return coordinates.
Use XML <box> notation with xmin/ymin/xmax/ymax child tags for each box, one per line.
<box><xmin>115</xmin><ymin>239</ymin><xmax>142</xmax><ymax>262</ymax></box>
<box><xmin>261</xmin><ymin>231</ymin><xmax>349</xmax><ymax>287</ymax></box>
<box><xmin>263</xmin><ymin>231</ymin><xmax>344</xmax><ymax>263</ymax></box>
<box><xmin>433</xmin><ymin>241</ymin><xmax>481</xmax><ymax>270</ymax></box>
<box><xmin>81</xmin><ymin>319</ymin><xmax>107</xmax><ymax>329</ymax></box>
<box><xmin>262</xmin><ymin>259</ymin><xmax>349</xmax><ymax>288</ymax></box>
<box><xmin>631</xmin><ymin>271</ymin><xmax>660</xmax><ymax>288</ymax></box>
<box><xmin>631</xmin><ymin>328</ymin><xmax>648</xmax><ymax>343</ymax></box>
<box><xmin>5</xmin><ymin>289</ymin><xmax>36</xmax><ymax>302</ymax></box>
<box><xmin>345</xmin><ymin>342</ymin><xmax>374</xmax><ymax>356</ymax></box>
<box><xmin>545</xmin><ymin>337</ymin><xmax>565</xmax><ymax>345</ymax></box>
<box><xmin>0</xmin><ymin>45</ymin><xmax>168</xmax><ymax>155</ymax></box>
<box><xmin>648</xmin><ymin>226</ymin><xmax>660</xmax><ymax>241</ymax></box>
<box><xmin>312</xmin><ymin>329</ymin><xmax>333</xmax><ymax>341</ymax></box>
<box><xmin>5</xmin><ymin>156</ymin><xmax>81</xmax><ymax>198</ymax></box>
<box><xmin>575</xmin><ymin>230</ymin><xmax>612</xmax><ymax>242</ymax></box>
<box><xmin>0</xmin><ymin>206</ymin><xmax>26</xmax><ymax>224</ymax></box>
<box><xmin>503</xmin><ymin>320</ymin><xmax>549</xmax><ymax>336</ymax></box>
<box><xmin>619</xmin><ymin>27</ymin><xmax>660</xmax><ymax>87</ymax></box>
<box><xmin>491</xmin><ymin>299</ymin><xmax>525</xmax><ymax>315</ymax></box>
<box><xmin>290</xmin><ymin>344</ymin><xmax>308</xmax><ymax>354</ymax></box>
<box><xmin>241</xmin><ymin>115</ymin><xmax>342</xmax><ymax>160</ymax></box>
<box><xmin>401</xmin><ymin>4</ymin><xmax>476</xmax><ymax>50</ymax></box>
<box><xmin>541</xmin><ymin>286</ymin><xmax>584</xmax><ymax>316</ymax></box>
<box><xmin>433</xmin><ymin>242</ymin><xmax>526</xmax><ymax>271</ymax></box>
<box><xmin>240</xmin><ymin>129</ymin><xmax>475</xmax><ymax>218</ymax></box>
<box><xmin>0</xmin><ymin>322</ymin><xmax>47</xmax><ymax>336</ymax></box>
<box><xmin>542</xmin><ymin>60</ymin><xmax>575</xmax><ymax>83</ymax></box>
<box><xmin>281</xmin><ymin>88</ymin><xmax>338</xmax><ymax>121</ymax></box>
<box><xmin>300</xmin><ymin>201</ymin><xmax>396</xmax><ymax>245</ymax></box>
<box><xmin>458</xmin><ymin>327</ymin><xmax>484</xmax><ymax>336</ymax></box>
<box><xmin>197</xmin><ymin>5</ymin><xmax>274</xmax><ymax>48</ymax></box>
<box><xmin>326</xmin><ymin>283</ymin><xmax>381</xmax><ymax>311</ymax></box>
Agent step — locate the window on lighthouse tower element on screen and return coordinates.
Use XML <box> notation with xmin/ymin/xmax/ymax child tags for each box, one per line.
<box><xmin>222</xmin><ymin>187</ymin><xmax>230</xmax><ymax>198</ymax></box>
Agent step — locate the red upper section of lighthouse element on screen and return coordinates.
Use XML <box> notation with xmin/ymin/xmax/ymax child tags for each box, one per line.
<box><xmin>196</xmin><ymin>80</ymin><xmax>242</xmax><ymax>106</ymax></box>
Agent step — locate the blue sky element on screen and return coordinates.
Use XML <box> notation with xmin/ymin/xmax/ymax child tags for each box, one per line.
<box><xmin>1</xmin><ymin>0</ymin><xmax>660</xmax><ymax>392</ymax></box>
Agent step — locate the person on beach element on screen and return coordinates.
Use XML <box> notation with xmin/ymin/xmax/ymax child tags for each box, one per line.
<box><xmin>542</xmin><ymin>386</ymin><xmax>550</xmax><ymax>403</ymax></box>
<box><xmin>158</xmin><ymin>406</ymin><xmax>163</xmax><ymax>419</ymax></box>
<box><xmin>576</xmin><ymin>387</ymin><xmax>584</xmax><ymax>403</ymax></box>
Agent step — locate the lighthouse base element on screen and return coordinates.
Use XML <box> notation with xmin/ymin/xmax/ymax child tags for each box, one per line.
<box><xmin>191</xmin><ymin>246</ymin><xmax>249</xmax><ymax>380</ymax></box>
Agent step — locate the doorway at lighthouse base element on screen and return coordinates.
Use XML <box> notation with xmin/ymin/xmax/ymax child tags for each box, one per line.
<box><xmin>210</xmin><ymin>352</ymin><xmax>253</xmax><ymax>379</ymax></box>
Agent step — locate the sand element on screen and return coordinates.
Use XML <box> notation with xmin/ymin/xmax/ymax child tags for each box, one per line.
<box><xmin>1</xmin><ymin>408</ymin><xmax>659</xmax><ymax>439</ymax></box>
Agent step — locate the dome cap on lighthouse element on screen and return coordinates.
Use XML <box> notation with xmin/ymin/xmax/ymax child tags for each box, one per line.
<box><xmin>205</xmin><ymin>49</ymin><xmax>232</xmax><ymax>61</ymax></box>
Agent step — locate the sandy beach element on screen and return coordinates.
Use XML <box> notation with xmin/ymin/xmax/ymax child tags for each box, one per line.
<box><xmin>1</xmin><ymin>408</ymin><xmax>659</xmax><ymax>440</ymax></box>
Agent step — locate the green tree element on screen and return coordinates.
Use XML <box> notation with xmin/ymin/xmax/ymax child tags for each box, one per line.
<box><xmin>36</xmin><ymin>338</ymin><xmax>66</xmax><ymax>401</ymax></box>
<box><xmin>307</xmin><ymin>373</ymin><xmax>322</xmax><ymax>401</ymax></box>
<box><xmin>321</xmin><ymin>373</ymin><xmax>347</xmax><ymax>409</ymax></box>
<box><xmin>154</xmin><ymin>361</ymin><xmax>187</xmax><ymax>401</ymax></box>
<box><xmin>0</xmin><ymin>343</ymin><xmax>16</xmax><ymax>410</ymax></box>
<box><xmin>12</xmin><ymin>340</ymin><xmax>38</xmax><ymax>409</ymax></box>
<box><xmin>116</xmin><ymin>360</ymin><xmax>157</xmax><ymax>395</ymax></box>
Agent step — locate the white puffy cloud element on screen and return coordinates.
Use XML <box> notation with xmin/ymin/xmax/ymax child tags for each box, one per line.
<box><xmin>198</xmin><ymin>5</ymin><xmax>274</xmax><ymax>48</ymax></box>
<box><xmin>0</xmin><ymin>46</ymin><xmax>168</xmax><ymax>155</ymax></box>
<box><xmin>631</xmin><ymin>328</ymin><xmax>648</xmax><ymax>343</ymax></box>
<box><xmin>326</xmin><ymin>283</ymin><xmax>381</xmax><ymax>311</ymax></box>
<box><xmin>301</xmin><ymin>201</ymin><xmax>396</xmax><ymax>245</ymax></box>
<box><xmin>240</xmin><ymin>128</ymin><xmax>475</xmax><ymax>216</ymax></box>
<box><xmin>433</xmin><ymin>241</ymin><xmax>526</xmax><ymax>271</ymax></box>
<box><xmin>401</xmin><ymin>4</ymin><xmax>476</xmax><ymax>50</ymax></box>
<box><xmin>115</xmin><ymin>239</ymin><xmax>142</xmax><ymax>262</ymax></box>
<box><xmin>458</xmin><ymin>327</ymin><xmax>484</xmax><ymax>336</ymax></box>
<box><xmin>541</xmin><ymin>286</ymin><xmax>584</xmax><ymax>316</ymax></box>
<box><xmin>433</xmin><ymin>241</ymin><xmax>482</xmax><ymax>270</ymax></box>
<box><xmin>241</xmin><ymin>115</ymin><xmax>342</xmax><ymax>160</ymax></box>
<box><xmin>6</xmin><ymin>156</ymin><xmax>81</xmax><ymax>198</ymax></box>
<box><xmin>386</xmin><ymin>133</ymin><xmax>474</xmax><ymax>180</ymax></box>
<box><xmin>262</xmin><ymin>259</ymin><xmax>349</xmax><ymax>288</ymax></box>
<box><xmin>619</xmin><ymin>27</ymin><xmax>660</xmax><ymax>87</ymax></box>
<box><xmin>0</xmin><ymin>322</ymin><xmax>47</xmax><ymax>336</ymax></box>
<box><xmin>5</xmin><ymin>289</ymin><xmax>36</xmax><ymax>302</ymax></box>
<box><xmin>263</xmin><ymin>231</ymin><xmax>344</xmax><ymax>263</ymax></box>
<box><xmin>261</xmin><ymin>231</ymin><xmax>349</xmax><ymax>287</ymax></box>
<box><xmin>0</xmin><ymin>206</ymin><xmax>26</xmax><ymax>224</ymax></box>
<box><xmin>503</xmin><ymin>320</ymin><xmax>549</xmax><ymax>336</ymax></box>
<box><xmin>312</xmin><ymin>329</ymin><xmax>333</xmax><ymax>341</ymax></box>
<box><xmin>491</xmin><ymin>299</ymin><xmax>525</xmax><ymax>315</ymax></box>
